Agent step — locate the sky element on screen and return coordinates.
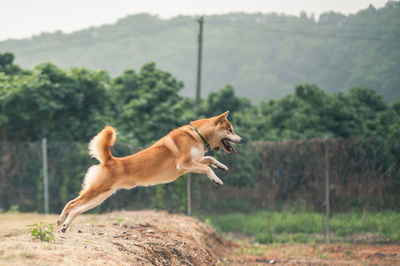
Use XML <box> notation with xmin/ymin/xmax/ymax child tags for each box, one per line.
<box><xmin>0</xmin><ymin>0</ymin><xmax>389</xmax><ymax>41</ymax></box>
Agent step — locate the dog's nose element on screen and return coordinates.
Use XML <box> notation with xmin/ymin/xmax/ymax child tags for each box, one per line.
<box><xmin>239</xmin><ymin>138</ymin><xmax>244</xmax><ymax>144</ymax></box>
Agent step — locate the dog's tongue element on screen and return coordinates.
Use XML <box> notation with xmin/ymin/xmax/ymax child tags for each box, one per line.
<box><xmin>232</xmin><ymin>146</ymin><xmax>238</xmax><ymax>154</ymax></box>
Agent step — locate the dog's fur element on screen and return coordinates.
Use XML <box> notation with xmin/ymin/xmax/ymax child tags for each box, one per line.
<box><xmin>57</xmin><ymin>111</ymin><xmax>242</xmax><ymax>232</ymax></box>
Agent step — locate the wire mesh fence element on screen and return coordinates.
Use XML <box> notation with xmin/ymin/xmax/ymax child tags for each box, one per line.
<box><xmin>0</xmin><ymin>138</ymin><xmax>399</xmax><ymax>243</ymax></box>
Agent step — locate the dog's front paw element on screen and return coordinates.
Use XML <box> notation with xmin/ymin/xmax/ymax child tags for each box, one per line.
<box><xmin>212</xmin><ymin>178</ymin><xmax>224</xmax><ymax>186</ymax></box>
<box><xmin>215</xmin><ymin>163</ymin><xmax>228</xmax><ymax>172</ymax></box>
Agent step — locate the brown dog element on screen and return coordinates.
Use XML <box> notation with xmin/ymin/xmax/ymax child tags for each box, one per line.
<box><xmin>57</xmin><ymin>111</ymin><xmax>242</xmax><ymax>232</ymax></box>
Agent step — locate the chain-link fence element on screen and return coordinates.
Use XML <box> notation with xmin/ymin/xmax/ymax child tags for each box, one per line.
<box><xmin>1</xmin><ymin>138</ymin><xmax>399</xmax><ymax>243</ymax></box>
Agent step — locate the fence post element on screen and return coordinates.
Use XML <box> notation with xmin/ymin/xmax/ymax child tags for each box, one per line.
<box><xmin>42</xmin><ymin>138</ymin><xmax>49</xmax><ymax>214</ymax></box>
<box><xmin>187</xmin><ymin>174</ymin><xmax>192</xmax><ymax>216</ymax></box>
<box><xmin>324</xmin><ymin>135</ymin><xmax>330</xmax><ymax>244</ymax></box>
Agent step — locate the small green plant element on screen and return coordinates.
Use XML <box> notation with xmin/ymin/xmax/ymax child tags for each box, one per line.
<box><xmin>235</xmin><ymin>245</ymin><xmax>265</xmax><ymax>256</ymax></box>
<box><xmin>291</xmin><ymin>233</ymin><xmax>309</xmax><ymax>243</ymax></box>
<box><xmin>203</xmin><ymin>218</ymin><xmax>212</xmax><ymax>226</ymax></box>
<box><xmin>113</xmin><ymin>215</ymin><xmax>127</xmax><ymax>226</ymax></box>
<box><xmin>345</xmin><ymin>249</ymin><xmax>353</xmax><ymax>257</ymax></box>
<box><xmin>256</xmin><ymin>232</ymin><xmax>275</xmax><ymax>243</ymax></box>
<box><xmin>7</xmin><ymin>205</ymin><xmax>19</xmax><ymax>213</ymax></box>
<box><xmin>27</xmin><ymin>222</ymin><xmax>55</xmax><ymax>242</ymax></box>
<box><xmin>316</xmin><ymin>247</ymin><xmax>327</xmax><ymax>259</ymax></box>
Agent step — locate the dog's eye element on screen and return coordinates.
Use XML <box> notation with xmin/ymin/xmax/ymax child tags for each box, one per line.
<box><xmin>229</xmin><ymin>129</ymin><xmax>233</xmax><ymax>133</ymax></box>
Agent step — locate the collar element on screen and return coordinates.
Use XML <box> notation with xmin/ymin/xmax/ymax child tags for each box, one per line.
<box><xmin>190</xmin><ymin>124</ymin><xmax>211</xmax><ymax>152</ymax></box>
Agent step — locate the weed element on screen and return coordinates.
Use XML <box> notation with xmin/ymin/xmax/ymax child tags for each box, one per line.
<box><xmin>291</xmin><ymin>233</ymin><xmax>309</xmax><ymax>243</ymax></box>
<box><xmin>203</xmin><ymin>218</ymin><xmax>212</xmax><ymax>227</ymax></box>
<box><xmin>256</xmin><ymin>232</ymin><xmax>275</xmax><ymax>244</ymax></box>
<box><xmin>7</xmin><ymin>205</ymin><xmax>19</xmax><ymax>213</ymax></box>
<box><xmin>113</xmin><ymin>215</ymin><xmax>127</xmax><ymax>226</ymax></box>
<box><xmin>20</xmin><ymin>252</ymin><xmax>35</xmax><ymax>259</ymax></box>
<box><xmin>235</xmin><ymin>245</ymin><xmax>265</xmax><ymax>256</ymax></box>
<box><xmin>27</xmin><ymin>222</ymin><xmax>55</xmax><ymax>242</ymax></box>
<box><xmin>316</xmin><ymin>247</ymin><xmax>327</xmax><ymax>259</ymax></box>
<box><xmin>345</xmin><ymin>249</ymin><xmax>353</xmax><ymax>257</ymax></box>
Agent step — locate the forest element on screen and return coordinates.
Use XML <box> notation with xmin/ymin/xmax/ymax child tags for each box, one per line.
<box><xmin>0</xmin><ymin>2</ymin><xmax>399</xmax><ymax>102</ymax></box>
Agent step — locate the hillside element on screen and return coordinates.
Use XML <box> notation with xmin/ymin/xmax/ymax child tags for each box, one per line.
<box><xmin>0</xmin><ymin>2</ymin><xmax>399</xmax><ymax>101</ymax></box>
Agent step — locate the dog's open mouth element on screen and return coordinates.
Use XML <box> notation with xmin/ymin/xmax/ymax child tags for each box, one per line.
<box><xmin>221</xmin><ymin>138</ymin><xmax>237</xmax><ymax>154</ymax></box>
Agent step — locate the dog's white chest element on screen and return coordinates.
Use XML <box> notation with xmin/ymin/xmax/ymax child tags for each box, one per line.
<box><xmin>190</xmin><ymin>146</ymin><xmax>204</xmax><ymax>161</ymax></box>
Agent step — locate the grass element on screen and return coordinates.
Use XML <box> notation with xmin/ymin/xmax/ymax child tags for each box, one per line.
<box><xmin>203</xmin><ymin>211</ymin><xmax>400</xmax><ymax>243</ymax></box>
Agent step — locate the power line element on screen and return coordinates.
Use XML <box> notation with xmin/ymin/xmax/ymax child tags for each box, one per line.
<box><xmin>5</xmin><ymin>15</ymin><xmax>400</xmax><ymax>60</ymax></box>
<box><xmin>264</xmin><ymin>25</ymin><xmax>400</xmax><ymax>42</ymax></box>
<box><xmin>219</xmin><ymin>17</ymin><xmax>400</xmax><ymax>26</ymax></box>
<box><xmin>207</xmin><ymin>20</ymin><xmax>400</xmax><ymax>42</ymax></box>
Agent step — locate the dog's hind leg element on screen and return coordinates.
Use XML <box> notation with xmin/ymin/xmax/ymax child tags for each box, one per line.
<box><xmin>57</xmin><ymin>198</ymin><xmax>77</xmax><ymax>226</ymax></box>
<box><xmin>60</xmin><ymin>188</ymin><xmax>114</xmax><ymax>232</ymax></box>
<box><xmin>57</xmin><ymin>166</ymin><xmax>101</xmax><ymax>226</ymax></box>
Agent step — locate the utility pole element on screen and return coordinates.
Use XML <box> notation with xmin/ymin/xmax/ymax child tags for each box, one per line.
<box><xmin>324</xmin><ymin>135</ymin><xmax>330</xmax><ymax>243</ymax></box>
<box><xmin>42</xmin><ymin>138</ymin><xmax>49</xmax><ymax>214</ymax></box>
<box><xmin>195</xmin><ymin>16</ymin><xmax>204</xmax><ymax>107</ymax></box>
<box><xmin>187</xmin><ymin>16</ymin><xmax>204</xmax><ymax>216</ymax></box>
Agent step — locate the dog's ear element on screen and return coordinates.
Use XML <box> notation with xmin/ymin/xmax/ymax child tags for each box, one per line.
<box><xmin>215</xmin><ymin>111</ymin><xmax>230</xmax><ymax>125</ymax></box>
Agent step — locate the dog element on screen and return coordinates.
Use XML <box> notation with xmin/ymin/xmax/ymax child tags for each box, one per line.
<box><xmin>57</xmin><ymin>111</ymin><xmax>242</xmax><ymax>232</ymax></box>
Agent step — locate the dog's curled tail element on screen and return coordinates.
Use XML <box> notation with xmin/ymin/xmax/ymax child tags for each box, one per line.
<box><xmin>88</xmin><ymin>126</ymin><xmax>117</xmax><ymax>163</ymax></box>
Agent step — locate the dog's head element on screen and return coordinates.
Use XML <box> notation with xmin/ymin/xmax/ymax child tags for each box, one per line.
<box><xmin>211</xmin><ymin>111</ymin><xmax>243</xmax><ymax>154</ymax></box>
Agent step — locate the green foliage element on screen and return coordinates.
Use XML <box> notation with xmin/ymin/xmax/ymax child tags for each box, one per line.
<box><xmin>0</xmin><ymin>62</ymin><xmax>111</xmax><ymax>141</ymax></box>
<box><xmin>256</xmin><ymin>232</ymin><xmax>310</xmax><ymax>244</ymax></box>
<box><xmin>150</xmin><ymin>185</ymin><xmax>166</xmax><ymax>210</ymax></box>
<box><xmin>330</xmin><ymin>212</ymin><xmax>400</xmax><ymax>241</ymax></box>
<box><xmin>27</xmin><ymin>222</ymin><xmax>55</xmax><ymax>242</ymax></box>
<box><xmin>200</xmin><ymin>85</ymin><xmax>244</xmax><ymax>117</ymax></box>
<box><xmin>259</xmin><ymin>84</ymin><xmax>393</xmax><ymax>140</ymax></box>
<box><xmin>206</xmin><ymin>211</ymin><xmax>324</xmax><ymax>236</ymax></box>
<box><xmin>205</xmin><ymin>211</ymin><xmax>400</xmax><ymax>243</ymax></box>
<box><xmin>7</xmin><ymin>205</ymin><xmax>19</xmax><ymax>213</ymax></box>
<box><xmin>113</xmin><ymin>62</ymin><xmax>194</xmax><ymax>145</ymax></box>
<box><xmin>112</xmin><ymin>215</ymin><xmax>127</xmax><ymax>226</ymax></box>
<box><xmin>255</xmin><ymin>233</ymin><xmax>276</xmax><ymax>244</ymax></box>
<box><xmin>0</xmin><ymin>52</ymin><xmax>25</xmax><ymax>75</ymax></box>
<box><xmin>150</xmin><ymin>175</ymin><xmax>188</xmax><ymax>213</ymax></box>
<box><xmin>1</xmin><ymin>52</ymin><xmax>399</xmax><ymax>147</ymax></box>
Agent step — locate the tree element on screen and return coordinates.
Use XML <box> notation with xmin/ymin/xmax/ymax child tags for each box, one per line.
<box><xmin>0</xmin><ymin>52</ymin><xmax>25</xmax><ymax>75</ymax></box>
<box><xmin>112</xmin><ymin>62</ymin><xmax>194</xmax><ymax>145</ymax></box>
<box><xmin>258</xmin><ymin>84</ymin><xmax>394</xmax><ymax>140</ymax></box>
<box><xmin>0</xmin><ymin>63</ymin><xmax>111</xmax><ymax>141</ymax></box>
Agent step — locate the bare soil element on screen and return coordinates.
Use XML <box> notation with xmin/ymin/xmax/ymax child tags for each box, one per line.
<box><xmin>0</xmin><ymin>211</ymin><xmax>399</xmax><ymax>265</ymax></box>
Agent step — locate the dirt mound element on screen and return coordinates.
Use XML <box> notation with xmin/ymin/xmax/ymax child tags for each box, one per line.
<box><xmin>0</xmin><ymin>211</ymin><xmax>233</xmax><ymax>265</ymax></box>
<box><xmin>2</xmin><ymin>212</ymin><xmax>399</xmax><ymax>265</ymax></box>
